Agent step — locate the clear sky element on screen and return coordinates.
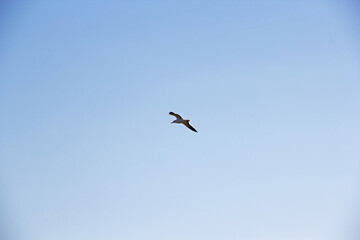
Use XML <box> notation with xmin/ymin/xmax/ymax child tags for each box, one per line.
<box><xmin>1</xmin><ymin>1</ymin><xmax>360</xmax><ymax>240</ymax></box>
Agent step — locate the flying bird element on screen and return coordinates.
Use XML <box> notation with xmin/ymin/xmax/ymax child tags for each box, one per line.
<box><xmin>169</xmin><ymin>112</ymin><xmax>198</xmax><ymax>132</ymax></box>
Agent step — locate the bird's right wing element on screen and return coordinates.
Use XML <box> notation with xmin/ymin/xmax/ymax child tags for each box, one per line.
<box><xmin>169</xmin><ymin>112</ymin><xmax>183</xmax><ymax>120</ymax></box>
<box><xmin>184</xmin><ymin>121</ymin><xmax>198</xmax><ymax>133</ymax></box>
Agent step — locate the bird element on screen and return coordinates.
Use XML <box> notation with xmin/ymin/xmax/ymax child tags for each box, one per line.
<box><xmin>169</xmin><ymin>112</ymin><xmax>198</xmax><ymax>133</ymax></box>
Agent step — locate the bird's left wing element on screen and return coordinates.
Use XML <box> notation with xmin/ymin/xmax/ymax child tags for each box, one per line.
<box><xmin>169</xmin><ymin>112</ymin><xmax>183</xmax><ymax>120</ymax></box>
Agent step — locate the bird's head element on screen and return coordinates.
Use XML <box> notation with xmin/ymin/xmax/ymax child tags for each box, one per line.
<box><xmin>171</xmin><ymin>120</ymin><xmax>175</xmax><ymax>124</ymax></box>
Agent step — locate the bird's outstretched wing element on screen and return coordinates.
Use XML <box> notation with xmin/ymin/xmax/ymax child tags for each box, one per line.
<box><xmin>169</xmin><ymin>112</ymin><xmax>183</xmax><ymax>120</ymax></box>
<box><xmin>184</xmin><ymin>121</ymin><xmax>197</xmax><ymax>133</ymax></box>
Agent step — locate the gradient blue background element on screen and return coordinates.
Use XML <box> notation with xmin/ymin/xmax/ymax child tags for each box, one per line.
<box><xmin>1</xmin><ymin>1</ymin><xmax>360</xmax><ymax>239</ymax></box>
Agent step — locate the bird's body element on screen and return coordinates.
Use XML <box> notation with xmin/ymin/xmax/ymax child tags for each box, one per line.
<box><xmin>169</xmin><ymin>112</ymin><xmax>197</xmax><ymax>132</ymax></box>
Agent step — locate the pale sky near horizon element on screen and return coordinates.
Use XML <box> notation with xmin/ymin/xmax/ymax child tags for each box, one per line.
<box><xmin>1</xmin><ymin>1</ymin><xmax>360</xmax><ymax>240</ymax></box>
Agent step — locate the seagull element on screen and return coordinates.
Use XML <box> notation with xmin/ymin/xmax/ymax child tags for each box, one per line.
<box><xmin>169</xmin><ymin>112</ymin><xmax>198</xmax><ymax>133</ymax></box>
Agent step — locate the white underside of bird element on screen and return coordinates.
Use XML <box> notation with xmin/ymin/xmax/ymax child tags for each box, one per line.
<box><xmin>169</xmin><ymin>112</ymin><xmax>198</xmax><ymax>132</ymax></box>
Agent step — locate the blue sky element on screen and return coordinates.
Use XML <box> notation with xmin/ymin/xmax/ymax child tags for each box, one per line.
<box><xmin>1</xmin><ymin>1</ymin><xmax>360</xmax><ymax>240</ymax></box>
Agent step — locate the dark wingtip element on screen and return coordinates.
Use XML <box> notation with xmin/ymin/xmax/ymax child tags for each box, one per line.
<box><xmin>169</xmin><ymin>111</ymin><xmax>173</xmax><ymax>115</ymax></box>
